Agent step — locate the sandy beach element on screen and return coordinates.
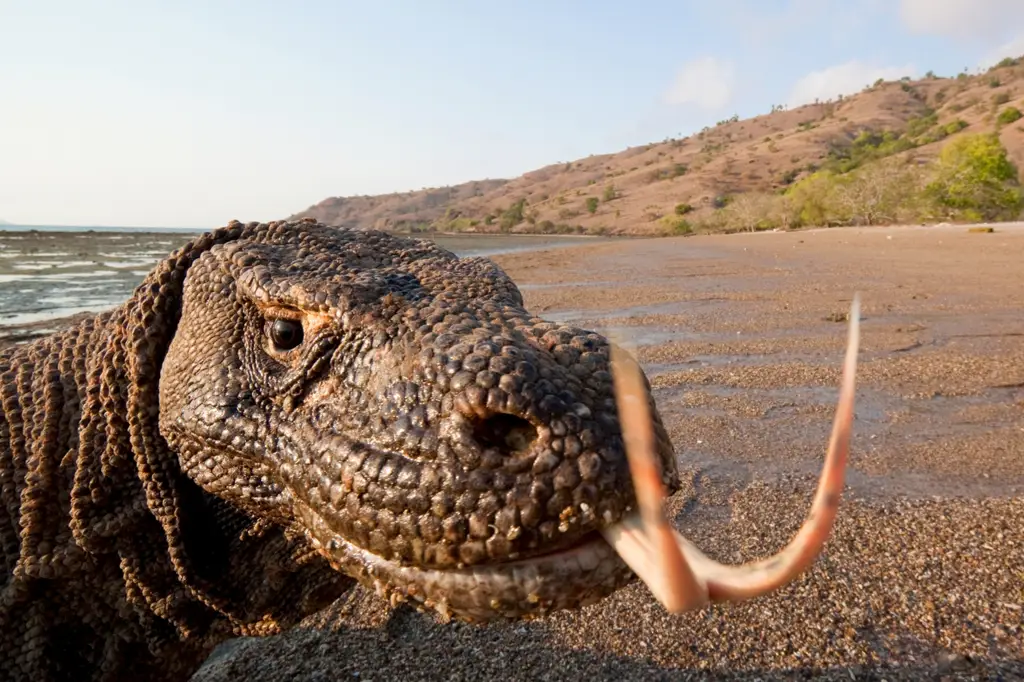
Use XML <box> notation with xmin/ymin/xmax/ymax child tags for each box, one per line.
<box><xmin>187</xmin><ymin>225</ymin><xmax>1024</xmax><ymax>681</ymax></box>
<box><xmin>5</xmin><ymin>225</ymin><xmax>1023</xmax><ymax>680</ymax></box>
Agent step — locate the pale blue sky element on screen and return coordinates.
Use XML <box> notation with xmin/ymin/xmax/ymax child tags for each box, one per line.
<box><xmin>3</xmin><ymin>0</ymin><xmax>1024</xmax><ymax>227</ymax></box>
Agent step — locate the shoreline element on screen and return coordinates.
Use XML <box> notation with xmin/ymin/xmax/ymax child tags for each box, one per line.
<box><xmin>3</xmin><ymin>218</ymin><xmax>1024</xmax><ymax>238</ymax></box>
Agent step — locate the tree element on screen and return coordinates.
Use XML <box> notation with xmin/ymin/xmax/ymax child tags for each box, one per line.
<box><xmin>924</xmin><ymin>133</ymin><xmax>1024</xmax><ymax>221</ymax></box>
<box><xmin>833</xmin><ymin>158</ymin><xmax>924</xmax><ymax>226</ymax></box>
<box><xmin>719</xmin><ymin>193</ymin><xmax>776</xmax><ymax>231</ymax></box>
<box><xmin>785</xmin><ymin>171</ymin><xmax>843</xmax><ymax>227</ymax></box>
<box><xmin>499</xmin><ymin>199</ymin><xmax>526</xmax><ymax>232</ymax></box>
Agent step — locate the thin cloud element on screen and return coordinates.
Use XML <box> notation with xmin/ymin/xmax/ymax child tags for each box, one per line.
<box><xmin>899</xmin><ymin>0</ymin><xmax>1024</xmax><ymax>40</ymax></box>
<box><xmin>663</xmin><ymin>57</ymin><xmax>736</xmax><ymax>112</ymax></box>
<box><xmin>979</xmin><ymin>33</ymin><xmax>1024</xmax><ymax>68</ymax></box>
<box><xmin>787</xmin><ymin>60</ymin><xmax>917</xmax><ymax>107</ymax></box>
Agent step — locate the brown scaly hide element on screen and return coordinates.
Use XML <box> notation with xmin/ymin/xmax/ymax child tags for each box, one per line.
<box><xmin>0</xmin><ymin>223</ymin><xmax>352</xmax><ymax>682</ymax></box>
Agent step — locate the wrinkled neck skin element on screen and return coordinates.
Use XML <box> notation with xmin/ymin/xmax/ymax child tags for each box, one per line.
<box><xmin>0</xmin><ymin>224</ymin><xmax>354</xmax><ymax>682</ymax></box>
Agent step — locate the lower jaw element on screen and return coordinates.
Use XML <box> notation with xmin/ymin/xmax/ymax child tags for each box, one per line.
<box><xmin>297</xmin><ymin>508</ymin><xmax>635</xmax><ymax>622</ymax></box>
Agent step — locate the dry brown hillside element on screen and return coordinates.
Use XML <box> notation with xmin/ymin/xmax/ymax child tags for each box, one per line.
<box><xmin>290</xmin><ymin>57</ymin><xmax>1024</xmax><ymax>236</ymax></box>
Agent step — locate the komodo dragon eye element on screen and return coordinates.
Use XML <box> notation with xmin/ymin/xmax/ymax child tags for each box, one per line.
<box><xmin>266</xmin><ymin>318</ymin><xmax>304</xmax><ymax>351</ymax></box>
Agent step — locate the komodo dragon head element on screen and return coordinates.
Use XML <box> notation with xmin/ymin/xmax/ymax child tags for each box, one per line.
<box><xmin>156</xmin><ymin>218</ymin><xmax>677</xmax><ymax>620</ymax></box>
<box><xmin>152</xmin><ymin>218</ymin><xmax>858</xmax><ymax>623</ymax></box>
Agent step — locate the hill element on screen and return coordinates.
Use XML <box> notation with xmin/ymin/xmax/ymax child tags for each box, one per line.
<box><xmin>290</xmin><ymin>57</ymin><xmax>1024</xmax><ymax>236</ymax></box>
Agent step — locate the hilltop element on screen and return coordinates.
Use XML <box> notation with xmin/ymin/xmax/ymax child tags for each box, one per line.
<box><xmin>290</xmin><ymin>57</ymin><xmax>1024</xmax><ymax>236</ymax></box>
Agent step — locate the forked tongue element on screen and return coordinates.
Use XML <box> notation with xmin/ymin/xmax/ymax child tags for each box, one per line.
<box><xmin>601</xmin><ymin>294</ymin><xmax>861</xmax><ymax>613</ymax></box>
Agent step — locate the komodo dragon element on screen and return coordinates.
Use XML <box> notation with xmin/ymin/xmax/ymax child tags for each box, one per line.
<box><xmin>0</xmin><ymin>219</ymin><xmax>859</xmax><ymax>681</ymax></box>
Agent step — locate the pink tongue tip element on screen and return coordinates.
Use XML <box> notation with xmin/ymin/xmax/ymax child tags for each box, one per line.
<box><xmin>605</xmin><ymin>293</ymin><xmax>861</xmax><ymax>612</ymax></box>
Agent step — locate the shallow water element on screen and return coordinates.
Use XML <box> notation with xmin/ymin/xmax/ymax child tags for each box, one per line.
<box><xmin>0</xmin><ymin>227</ymin><xmax>612</xmax><ymax>331</ymax></box>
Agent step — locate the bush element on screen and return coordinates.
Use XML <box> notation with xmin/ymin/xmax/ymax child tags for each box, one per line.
<box><xmin>717</xmin><ymin>193</ymin><xmax>782</xmax><ymax>231</ymax></box>
<box><xmin>924</xmin><ymin>133</ymin><xmax>1024</xmax><ymax>220</ymax></box>
<box><xmin>674</xmin><ymin>202</ymin><xmax>694</xmax><ymax>215</ymax></box>
<box><xmin>945</xmin><ymin>119</ymin><xmax>969</xmax><ymax>135</ymax></box>
<box><xmin>824</xmin><ymin>128</ymin><xmax>916</xmax><ymax>173</ymax></box>
<box><xmin>602</xmin><ymin>184</ymin><xmax>617</xmax><ymax>202</ymax></box>
<box><xmin>785</xmin><ymin>171</ymin><xmax>842</xmax><ymax>226</ymax></box>
<box><xmin>661</xmin><ymin>217</ymin><xmax>692</xmax><ymax>235</ymax></box>
<box><xmin>997</xmin><ymin>107</ymin><xmax>1022</xmax><ymax>126</ymax></box>
<box><xmin>585</xmin><ymin>197</ymin><xmax>599</xmax><ymax>214</ymax></box>
<box><xmin>906</xmin><ymin>113</ymin><xmax>938</xmax><ymax>138</ymax></box>
<box><xmin>499</xmin><ymin>199</ymin><xmax>526</xmax><ymax>231</ymax></box>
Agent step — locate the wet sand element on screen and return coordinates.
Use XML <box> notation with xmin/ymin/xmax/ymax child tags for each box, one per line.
<box><xmin>6</xmin><ymin>224</ymin><xmax>1024</xmax><ymax>679</ymax></box>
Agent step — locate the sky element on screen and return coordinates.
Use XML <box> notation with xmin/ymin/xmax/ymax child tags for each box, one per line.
<box><xmin>3</xmin><ymin>0</ymin><xmax>1024</xmax><ymax>228</ymax></box>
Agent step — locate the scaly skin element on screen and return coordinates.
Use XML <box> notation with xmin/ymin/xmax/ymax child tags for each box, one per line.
<box><xmin>0</xmin><ymin>219</ymin><xmax>678</xmax><ymax>682</ymax></box>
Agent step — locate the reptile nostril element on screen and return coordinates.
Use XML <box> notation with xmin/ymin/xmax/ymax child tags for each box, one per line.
<box><xmin>471</xmin><ymin>413</ymin><xmax>538</xmax><ymax>456</ymax></box>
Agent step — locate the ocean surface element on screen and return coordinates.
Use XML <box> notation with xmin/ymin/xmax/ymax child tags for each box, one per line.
<box><xmin>0</xmin><ymin>225</ymin><xmax>609</xmax><ymax>338</ymax></box>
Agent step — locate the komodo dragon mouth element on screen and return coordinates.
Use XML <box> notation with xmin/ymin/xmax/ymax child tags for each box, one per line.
<box><xmin>293</xmin><ymin>297</ymin><xmax>862</xmax><ymax>623</ymax></box>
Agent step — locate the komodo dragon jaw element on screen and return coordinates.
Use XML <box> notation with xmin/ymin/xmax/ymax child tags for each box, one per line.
<box><xmin>157</xmin><ymin>220</ymin><xmax>681</xmax><ymax>622</ymax></box>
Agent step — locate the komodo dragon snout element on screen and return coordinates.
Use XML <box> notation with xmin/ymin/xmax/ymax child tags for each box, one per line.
<box><xmin>158</xmin><ymin>221</ymin><xmax>680</xmax><ymax>622</ymax></box>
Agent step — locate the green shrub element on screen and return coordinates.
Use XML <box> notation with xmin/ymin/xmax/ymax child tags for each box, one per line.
<box><xmin>674</xmin><ymin>202</ymin><xmax>694</xmax><ymax>215</ymax></box>
<box><xmin>925</xmin><ymin>133</ymin><xmax>1024</xmax><ymax>220</ymax></box>
<box><xmin>784</xmin><ymin>171</ymin><xmax>842</xmax><ymax>226</ymax></box>
<box><xmin>585</xmin><ymin>197</ymin><xmax>599</xmax><ymax>214</ymax></box>
<box><xmin>906</xmin><ymin>113</ymin><xmax>938</xmax><ymax>138</ymax></box>
<box><xmin>945</xmin><ymin>119</ymin><xmax>969</xmax><ymax>135</ymax></box>
<box><xmin>499</xmin><ymin>199</ymin><xmax>526</xmax><ymax>231</ymax></box>
<box><xmin>658</xmin><ymin>215</ymin><xmax>692</xmax><ymax>235</ymax></box>
<box><xmin>997</xmin><ymin>107</ymin><xmax>1022</xmax><ymax>126</ymax></box>
<box><xmin>824</xmin><ymin>128</ymin><xmax>917</xmax><ymax>173</ymax></box>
